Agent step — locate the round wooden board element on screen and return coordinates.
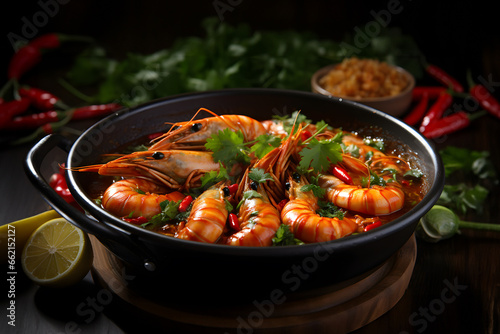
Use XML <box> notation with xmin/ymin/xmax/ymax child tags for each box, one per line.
<box><xmin>90</xmin><ymin>235</ymin><xmax>416</xmax><ymax>333</ymax></box>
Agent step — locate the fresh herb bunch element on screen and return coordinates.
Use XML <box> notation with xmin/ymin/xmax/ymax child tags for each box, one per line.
<box><xmin>64</xmin><ymin>18</ymin><xmax>423</xmax><ymax>107</ymax></box>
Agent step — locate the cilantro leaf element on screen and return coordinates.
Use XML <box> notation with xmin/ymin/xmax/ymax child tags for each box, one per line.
<box><xmin>299</xmin><ymin>137</ymin><xmax>342</xmax><ymax>172</ymax></box>
<box><xmin>438</xmin><ymin>184</ymin><xmax>489</xmax><ymax>215</ymax></box>
<box><xmin>440</xmin><ymin>146</ymin><xmax>497</xmax><ymax>180</ymax></box>
<box><xmin>144</xmin><ymin>199</ymin><xmax>183</xmax><ymax>228</ymax></box>
<box><xmin>250</xmin><ymin>134</ymin><xmax>281</xmax><ymax>158</ymax></box>
<box><xmin>236</xmin><ymin>190</ymin><xmax>263</xmax><ymax>210</ymax></box>
<box><xmin>249</xmin><ymin>168</ymin><xmax>274</xmax><ymax>184</ymax></box>
<box><xmin>272</xmin><ymin>224</ymin><xmax>304</xmax><ymax>246</ymax></box>
<box><xmin>205</xmin><ymin>129</ymin><xmax>251</xmax><ymax>167</ymax></box>
<box><xmin>316</xmin><ymin>201</ymin><xmax>345</xmax><ymax>219</ymax></box>
<box><xmin>200</xmin><ymin>162</ymin><xmax>231</xmax><ymax>188</ymax></box>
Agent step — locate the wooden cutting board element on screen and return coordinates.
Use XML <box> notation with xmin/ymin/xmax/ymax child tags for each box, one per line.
<box><xmin>90</xmin><ymin>235</ymin><xmax>416</xmax><ymax>333</ymax></box>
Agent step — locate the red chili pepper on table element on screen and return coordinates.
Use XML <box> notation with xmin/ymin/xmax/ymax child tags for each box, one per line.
<box><xmin>7</xmin><ymin>45</ymin><xmax>42</xmax><ymax>81</ymax></box>
<box><xmin>466</xmin><ymin>71</ymin><xmax>500</xmax><ymax>120</ymax></box>
<box><xmin>71</xmin><ymin>103</ymin><xmax>122</xmax><ymax>120</ymax></box>
<box><xmin>0</xmin><ymin>97</ymin><xmax>31</xmax><ymax>127</ymax></box>
<box><xmin>419</xmin><ymin>92</ymin><xmax>453</xmax><ymax>133</ymax></box>
<box><xmin>422</xmin><ymin>110</ymin><xmax>487</xmax><ymax>138</ymax></box>
<box><xmin>425</xmin><ymin>64</ymin><xmax>464</xmax><ymax>93</ymax></box>
<box><xmin>29</xmin><ymin>33</ymin><xmax>93</xmax><ymax>49</ymax></box>
<box><xmin>412</xmin><ymin>86</ymin><xmax>447</xmax><ymax>101</ymax></box>
<box><xmin>403</xmin><ymin>91</ymin><xmax>429</xmax><ymax>126</ymax></box>
<box><xmin>2</xmin><ymin>110</ymin><xmax>62</xmax><ymax>129</ymax></box>
<box><xmin>19</xmin><ymin>87</ymin><xmax>68</xmax><ymax>110</ymax></box>
<box><xmin>331</xmin><ymin>165</ymin><xmax>353</xmax><ymax>185</ymax></box>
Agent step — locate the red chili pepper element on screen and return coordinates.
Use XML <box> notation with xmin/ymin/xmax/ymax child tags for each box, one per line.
<box><xmin>364</xmin><ymin>220</ymin><xmax>382</xmax><ymax>232</ymax></box>
<box><xmin>0</xmin><ymin>97</ymin><xmax>31</xmax><ymax>127</ymax></box>
<box><xmin>331</xmin><ymin>165</ymin><xmax>353</xmax><ymax>185</ymax></box>
<box><xmin>228</xmin><ymin>184</ymin><xmax>239</xmax><ymax>195</ymax></box>
<box><xmin>123</xmin><ymin>216</ymin><xmax>149</xmax><ymax>225</ymax></box>
<box><xmin>147</xmin><ymin>132</ymin><xmax>164</xmax><ymax>140</ymax></box>
<box><xmin>401</xmin><ymin>179</ymin><xmax>411</xmax><ymax>187</ymax></box>
<box><xmin>425</xmin><ymin>64</ymin><xmax>464</xmax><ymax>93</ymax></box>
<box><xmin>7</xmin><ymin>45</ymin><xmax>42</xmax><ymax>80</ymax></box>
<box><xmin>403</xmin><ymin>91</ymin><xmax>429</xmax><ymax>126</ymax></box>
<box><xmin>300</xmin><ymin>130</ymin><xmax>312</xmax><ymax>142</ymax></box>
<box><xmin>19</xmin><ymin>87</ymin><xmax>67</xmax><ymax>110</ymax></box>
<box><xmin>277</xmin><ymin>199</ymin><xmax>288</xmax><ymax>212</ymax></box>
<box><xmin>412</xmin><ymin>86</ymin><xmax>447</xmax><ymax>101</ymax></box>
<box><xmin>469</xmin><ymin>84</ymin><xmax>500</xmax><ymax>120</ymax></box>
<box><xmin>228</xmin><ymin>213</ymin><xmax>240</xmax><ymax>230</ymax></box>
<box><xmin>419</xmin><ymin>92</ymin><xmax>453</xmax><ymax>132</ymax></box>
<box><xmin>3</xmin><ymin>110</ymin><xmax>62</xmax><ymax>129</ymax></box>
<box><xmin>49</xmin><ymin>165</ymin><xmax>75</xmax><ymax>204</ymax></box>
<box><xmin>30</xmin><ymin>33</ymin><xmax>93</xmax><ymax>49</ymax></box>
<box><xmin>71</xmin><ymin>103</ymin><xmax>122</xmax><ymax>120</ymax></box>
<box><xmin>178</xmin><ymin>195</ymin><xmax>193</xmax><ymax>212</ymax></box>
<box><xmin>29</xmin><ymin>33</ymin><xmax>61</xmax><ymax>49</ymax></box>
<box><xmin>422</xmin><ymin>110</ymin><xmax>487</xmax><ymax>138</ymax></box>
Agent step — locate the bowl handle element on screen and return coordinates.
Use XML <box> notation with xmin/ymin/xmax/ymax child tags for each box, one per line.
<box><xmin>24</xmin><ymin>134</ymin><xmax>163</xmax><ymax>270</ymax></box>
<box><xmin>24</xmin><ymin>134</ymin><xmax>118</xmax><ymax>236</ymax></box>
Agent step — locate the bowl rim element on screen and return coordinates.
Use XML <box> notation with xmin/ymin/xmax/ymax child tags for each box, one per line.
<box><xmin>311</xmin><ymin>62</ymin><xmax>416</xmax><ymax>103</ymax></box>
<box><xmin>66</xmin><ymin>88</ymin><xmax>443</xmax><ymax>257</ymax></box>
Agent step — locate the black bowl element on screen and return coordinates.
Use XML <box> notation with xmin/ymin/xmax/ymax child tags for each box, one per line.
<box><xmin>26</xmin><ymin>88</ymin><xmax>444</xmax><ymax>304</ymax></box>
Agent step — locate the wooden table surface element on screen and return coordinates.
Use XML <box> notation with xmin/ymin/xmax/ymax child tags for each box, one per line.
<box><xmin>1</xmin><ymin>1</ymin><xmax>500</xmax><ymax>333</ymax></box>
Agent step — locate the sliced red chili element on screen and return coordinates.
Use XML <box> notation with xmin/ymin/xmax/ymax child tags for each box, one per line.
<box><xmin>332</xmin><ymin>165</ymin><xmax>353</xmax><ymax>185</ymax></box>
<box><xmin>178</xmin><ymin>195</ymin><xmax>193</xmax><ymax>212</ymax></box>
<box><xmin>277</xmin><ymin>199</ymin><xmax>288</xmax><ymax>212</ymax></box>
<box><xmin>364</xmin><ymin>220</ymin><xmax>382</xmax><ymax>232</ymax></box>
<box><xmin>228</xmin><ymin>183</ymin><xmax>239</xmax><ymax>195</ymax></box>
<box><xmin>228</xmin><ymin>213</ymin><xmax>240</xmax><ymax>230</ymax></box>
<box><xmin>403</xmin><ymin>91</ymin><xmax>429</xmax><ymax>126</ymax></box>
<box><xmin>300</xmin><ymin>130</ymin><xmax>312</xmax><ymax>142</ymax></box>
<box><xmin>419</xmin><ymin>92</ymin><xmax>453</xmax><ymax>132</ymax></box>
<box><xmin>425</xmin><ymin>64</ymin><xmax>464</xmax><ymax>93</ymax></box>
<box><xmin>123</xmin><ymin>216</ymin><xmax>149</xmax><ymax>225</ymax></box>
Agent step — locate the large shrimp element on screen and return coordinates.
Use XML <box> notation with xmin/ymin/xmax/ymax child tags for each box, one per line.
<box><xmin>73</xmin><ymin>150</ymin><xmax>221</xmax><ymax>190</ymax></box>
<box><xmin>318</xmin><ymin>174</ymin><xmax>405</xmax><ymax>215</ymax></box>
<box><xmin>225</xmin><ymin>170</ymin><xmax>281</xmax><ymax>247</ymax></box>
<box><xmin>281</xmin><ymin>174</ymin><xmax>359</xmax><ymax>243</ymax></box>
<box><xmin>149</xmin><ymin>108</ymin><xmax>267</xmax><ymax>150</ymax></box>
<box><xmin>176</xmin><ymin>182</ymin><xmax>229</xmax><ymax>243</ymax></box>
<box><xmin>102</xmin><ymin>178</ymin><xmax>185</xmax><ymax>219</ymax></box>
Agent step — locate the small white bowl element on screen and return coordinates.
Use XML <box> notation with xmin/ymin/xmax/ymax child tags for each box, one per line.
<box><xmin>311</xmin><ymin>63</ymin><xmax>415</xmax><ymax>117</ymax></box>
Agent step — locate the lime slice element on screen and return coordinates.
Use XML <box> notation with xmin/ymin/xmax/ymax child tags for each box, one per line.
<box><xmin>21</xmin><ymin>218</ymin><xmax>93</xmax><ymax>288</ymax></box>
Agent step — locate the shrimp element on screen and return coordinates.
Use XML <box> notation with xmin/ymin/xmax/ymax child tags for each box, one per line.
<box><xmin>225</xmin><ymin>170</ymin><xmax>281</xmax><ymax>247</ymax></box>
<box><xmin>281</xmin><ymin>174</ymin><xmax>359</xmax><ymax>243</ymax></box>
<box><xmin>102</xmin><ymin>178</ymin><xmax>185</xmax><ymax>219</ymax></box>
<box><xmin>73</xmin><ymin>150</ymin><xmax>220</xmax><ymax>190</ymax></box>
<box><xmin>149</xmin><ymin>108</ymin><xmax>267</xmax><ymax>150</ymax></box>
<box><xmin>176</xmin><ymin>182</ymin><xmax>229</xmax><ymax>243</ymax></box>
<box><xmin>318</xmin><ymin>174</ymin><xmax>404</xmax><ymax>215</ymax></box>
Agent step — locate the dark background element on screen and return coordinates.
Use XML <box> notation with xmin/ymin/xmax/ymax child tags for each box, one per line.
<box><xmin>0</xmin><ymin>0</ymin><xmax>499</xmax><ymax>86</ymax></box>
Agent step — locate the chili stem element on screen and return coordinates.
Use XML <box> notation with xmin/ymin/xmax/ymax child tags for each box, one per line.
<box><xmin>459</xmin><ymin>220</ymin><xmax>500</xmax><ymax>231</ymax></box>
<box><xmin>57</xmin><ymin>78</ymin><xmax>96</xmax><ymax>103</ymax></box>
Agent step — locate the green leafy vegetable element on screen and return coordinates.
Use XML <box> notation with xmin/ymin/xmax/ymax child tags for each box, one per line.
<box><xmin>205</xmin><ymin>128</ymin><xmax>251</xmax><ymax>167</ymax></box>
<box><xmin>236</xmin><ymin>190</ymin><xmax>263</xmax><ymax>210</ymax></box>
<box><xmin>143</xmin><ymin>199</ymin><xmax>185</xmax><ymax>228</ymax></box>
<box><xmin>249</xmin><ymin>168</ymin><xmax>274</xmax><ymax>184</ymax></box>
<box><xmin>439</xmin><ymin>146</ymin><xmax>497</xmax><ymax>180</ymax></box>
<box><xmin>438</xmin><ymin>184</ymin><xmax>489</xmax><ymax>215</ymax></box>
<box><xmin>250</xmin><ymin>134</ymin><xmax>281</xmax><ymax>158</ymax></box>
<box><xmin>316</xmin><ymin>201</ymin><xmax>345</xmax><ymax>219</ymax></box>
<box><xmin>299</xmin><ymin>137</ymin><xmax>342</xmax><ymax>173</ymax></box>
<box><xmin>272</xmin><ymin>224</ymin><xmax>304</xmax><ymax>246</ymax></box>
<box><xmin>404</xmin><ymin>169</ymin><xmax>424</xmax><ymax>179</ymax></box>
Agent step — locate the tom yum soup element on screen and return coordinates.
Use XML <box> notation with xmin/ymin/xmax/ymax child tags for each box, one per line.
<box><xmin>75</xmin><ymin>110</ymin><xmax>426</xmax><ymax>246</ymax></box>
<box><xmin>319</xmin><ymin>58</ymin><xmax>410</xmax><ymax>99</ymax></box>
